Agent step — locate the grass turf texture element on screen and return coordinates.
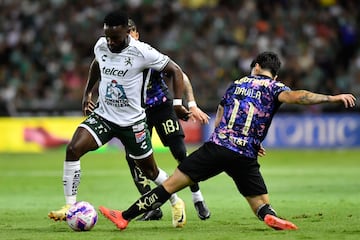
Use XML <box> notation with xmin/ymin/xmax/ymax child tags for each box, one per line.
<box><xmin>0</xmin><ymin>147</ymin><xmax>359</xmax><ymax>240</ymax></box>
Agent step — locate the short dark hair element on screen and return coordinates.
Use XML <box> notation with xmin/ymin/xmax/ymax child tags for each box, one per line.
<box><xmin>250</xmin><ymin>60</ymin><xmax>256</xmax><ymax>68</ymax></box>
<box><xmin>104</xmin><ymin>11</ymin><xmax>128</xmax><ymax>27</ymax></box>
<box><xmin>128</xmin><ymin>19</ymin><xmax>137</xmax><ymax>31</ymax></box>
<box><xmin>252</xmin><ymin>51</ymin><xmax>281</xmax><ymax>77</ymax></box>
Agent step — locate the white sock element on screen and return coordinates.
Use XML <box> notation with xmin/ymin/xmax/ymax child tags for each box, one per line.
<box><xmin>153</xmin><ymin>168</ymin><xmax>179</xmax><ymax>206</ymax></box>
<box><xmin>63</xmin><ymin>160</ymin><xmax>81</xmax><ymax>205</ymax></box>
<box><xmin>191</xmin><ymin>190</ymin><xmax>204</xmax><ymax>203</ymax></box>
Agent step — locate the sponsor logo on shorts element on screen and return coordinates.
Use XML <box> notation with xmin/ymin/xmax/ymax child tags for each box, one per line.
<box><xmin>135</xmin><ymin>130</ymin><xmax>146</xmax><ymax>143</ymax></box>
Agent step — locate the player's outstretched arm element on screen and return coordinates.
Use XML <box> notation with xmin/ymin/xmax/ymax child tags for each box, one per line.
<box><xmin>328</xmin><ymin>94</ymin><xmax>357</xmax><ymax>108</ymax></box>
<box><xmin>183</xmin><ymin>72</ymin><xmax>210</xmax><ymax>124</ymax></box>
<box><xmin>278</xmin><ymin>90</ymin><xmax>356</xmax><ymax>108</ymax></box>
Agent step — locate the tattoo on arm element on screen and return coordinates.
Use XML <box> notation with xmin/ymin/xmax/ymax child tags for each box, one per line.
<box><xmin>297</xmin><ymin>90</ymin><xmax>330</xmax><ymax>105</ymax></box>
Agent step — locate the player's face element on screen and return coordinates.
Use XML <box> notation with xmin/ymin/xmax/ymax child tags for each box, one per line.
<box><xmin>104</xmin><ymin>24</ymin><xmax>129</xmax><ymax>53</ymax></box>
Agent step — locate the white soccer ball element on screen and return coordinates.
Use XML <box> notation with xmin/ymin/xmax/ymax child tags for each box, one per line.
<box><xmin>66</xmin><ymin>201</ymin><xmax>98</xmax><ymax>231</ymax></box>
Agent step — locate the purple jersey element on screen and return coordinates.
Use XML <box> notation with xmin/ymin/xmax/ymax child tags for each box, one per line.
<box><xmin>145</xmin><ymin>69</ymin><xmax>172</xmax><ymax>108</ymax></box>
<box><xmin>209</xmin><ymin>75</ymin><xmax>291</xmax><ymax>159</ymax></box>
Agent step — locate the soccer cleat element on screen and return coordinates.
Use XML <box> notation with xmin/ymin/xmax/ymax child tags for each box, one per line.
<box><xmin>136</xmin><ymin>208</ymin><xmax>163</xmax><ymax>221</ymax></box>
<box><xmin>194</xmin><ymin>201</ymin><xmax>211</xmax><ymax>220</ymax></box>
<box><xmin>171</xmin><ymin>198</ymin><xmax>186</xmax><ymax>228</ymax></box>
<box><xmin>99</xmin><ymin>206</ymin><xmax>129</xmax><ymax>230</ymax></box>
<box><xmin>48</xmin><ymin>204</ymin><xmax>71</xmax><ymax>221</ymax></box>
<box><xmin>264</xmin><ymin>214</ymin><xmax>298</xmax><ymax>230</ymax></box>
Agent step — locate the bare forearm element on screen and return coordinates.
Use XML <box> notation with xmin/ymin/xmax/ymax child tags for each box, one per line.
<box><xmin>172</xmin><ymin>67</ymin><xmax>184</xmax><ymax>99</ymax></box>
<box><xmin>279</xmin><ymin>90</ymin><xmax>356</xmax><ymax>108</ymax></box>
<box><xmin>279</xmin><ymin>90</ymin><xmax>330</xmax><ymax>105</ymax></box>
<box><xmin>82</xmin><ymin>59</ymin><xmax>100</xmax><ymax>115</ymax></box>
<box><xmin>214</xmin><ymin>105</ymin><xmax>223</xmax><ymax>127</ymax></box>
<box><xmin>164</xmin><ymin>60</ymin><xmax>184</xmax><ymax>99</ymax></box>
<box><xmin>83</xmin><ymin>59</ymin><xmax>100</xmax><ymax>97</ymax></box>
<box><xmin>296</xmin><ymin>90</ymin><xmax>330</xmax><ymax>105</ymax></box>
<box><xmin>183</xmin><ymin>73</ymin><xmax>195</xmax><ymax>102</ymax></box>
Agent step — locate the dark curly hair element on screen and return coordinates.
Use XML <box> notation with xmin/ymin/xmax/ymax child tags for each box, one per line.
<box><xmin>252</xmin><ymin>51</ymin><xmax>281</xmax><ymax>77</ymax></box>
<box><xmin>103</xmin><ymin>10</ymin><xmax>128</xmax><ymax>27</ymax></box>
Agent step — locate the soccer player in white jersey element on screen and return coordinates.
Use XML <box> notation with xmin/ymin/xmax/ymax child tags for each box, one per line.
<box><xmin>48</xmin><ymin>10</ymin><xmax>188</xmax><ymax>228</ymax></box>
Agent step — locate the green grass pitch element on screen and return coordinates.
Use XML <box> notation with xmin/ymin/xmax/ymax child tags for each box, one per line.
<box><xmin>0</xmin><ymin>146</ymin><xmax>359</xmax><ymax>240</ymax></box>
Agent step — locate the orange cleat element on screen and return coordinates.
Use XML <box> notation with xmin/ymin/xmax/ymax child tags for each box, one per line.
<box><xmin>99</xmin><ymin>206</ymin><xmax>129</xmax><ymax>230</ymax></box>
<box><xmin>264</xmin><ymin>214</ymin><xmax>298</xmax><ymax>230</ymax></box>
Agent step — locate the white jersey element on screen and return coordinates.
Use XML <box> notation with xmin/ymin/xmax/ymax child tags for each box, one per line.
<box><xmin>93</xmin><ymin>36</ymin><xmax>170</xmax><ymax>127</ymax></box>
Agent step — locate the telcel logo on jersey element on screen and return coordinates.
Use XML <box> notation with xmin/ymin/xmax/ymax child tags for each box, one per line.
<box><xmin>102</xmin><ymin>67</ymin><xmax>128</xmax><ymax>77</ymax></box>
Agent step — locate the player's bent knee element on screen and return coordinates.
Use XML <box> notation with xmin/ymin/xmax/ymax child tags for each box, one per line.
<box><xmin>66</xmin><ymin>143</ymin><xmax>87</xmax><ymax>160</ymax></box>
<box><xmin>66</xmin><ymin>144</ymin><xmax>78</xmax><ymax>160</ymax></box>
<box><xmin>163</xmin><ymin>168</ymin><xmax>192</xmax><ymax>193</ymax></box>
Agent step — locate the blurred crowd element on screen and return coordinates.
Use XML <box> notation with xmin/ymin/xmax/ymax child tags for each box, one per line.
<box><xmin>0</xmin><ymin>0</ymin><xmax>359</xmax><ymax>116</ymax></box>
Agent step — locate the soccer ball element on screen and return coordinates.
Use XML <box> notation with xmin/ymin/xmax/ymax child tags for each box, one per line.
<box><xmin>66</xmin><ymin>201</ymin><xmax>98</xmax><ymax>231</ymax></box>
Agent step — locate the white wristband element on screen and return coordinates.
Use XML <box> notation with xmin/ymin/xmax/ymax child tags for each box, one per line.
<box><xmin>173</xmin><ymin>99</ymin><xmax>182</xmax><ymax>106</ymax></box>
<box><xmin>188</xmin><ymin>101</ymin><xmax>197</xmax><ymax>108</ymax></box>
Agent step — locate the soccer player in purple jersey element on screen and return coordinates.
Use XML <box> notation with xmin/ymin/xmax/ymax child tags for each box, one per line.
<box><xmin>126</xmin><ymin>19</ymin><xmax>211</xmax><ymax>221</ymax></box>
<box><xmin>99</xmin><ymin>51</ymin><xmax>356</xmax><ymax>231</ymax></box>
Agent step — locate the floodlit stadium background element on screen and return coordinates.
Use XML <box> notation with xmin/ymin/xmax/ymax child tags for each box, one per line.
<box><xmin>0</xmin><ymin>0</ymin><xmax>359</xmax><ymax>152</ymax></box>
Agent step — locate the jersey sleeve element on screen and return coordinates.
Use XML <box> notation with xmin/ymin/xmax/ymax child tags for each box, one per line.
<box><xmin>138</xmin><ymin>42</ymin><xmax>170</xmax><ymax>71</ymax></box>
<box><xmin>93</xmin><ymin>37</ymin><xmax>106</xmax><ymax>61</ymax></box>
<box><xmin>219</xmin><ymin>83</ymin><xmax>236</xmax><ymax>107</ymax></box>
<box><xmin>271</xmin><ymin>81</ymin><xmax>291</xmax><ymax>99</ymax></box>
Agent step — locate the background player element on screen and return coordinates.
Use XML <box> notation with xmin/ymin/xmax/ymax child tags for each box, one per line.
<box><xmin>126</xmin><ymin>19</ymin><xmax>211</xmax><ymax>221</ymax></box>
<box><xmin>48</xmin><ymin>11</ymin><xmax>190</xmax><ymax>228</ymax></box>
<box><xmin>98</xmin><ymin>51</ymin><xmax>356</xmax><ymax>230</ymax></box>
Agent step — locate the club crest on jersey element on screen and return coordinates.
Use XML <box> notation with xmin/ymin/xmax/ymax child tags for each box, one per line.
<box><xmin>124</xmin><ymin>57</ymin><xmax>133</xmax><ymax>66</ymax></box>
<box><xmin>104</xmin><ymin>80</ymin><xmax>129</xmax><ymax>107</ymax></box>
<box><xmin>135</xmin><ymin>130</ymin><xmax>146</xmax><ymax>143</ymax></box>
